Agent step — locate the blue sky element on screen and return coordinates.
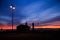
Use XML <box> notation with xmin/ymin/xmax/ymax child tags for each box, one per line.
<box><xmin>0</xmin><ymin>0</ymin><xmax>60</xmax><ymax>26</ymax></box>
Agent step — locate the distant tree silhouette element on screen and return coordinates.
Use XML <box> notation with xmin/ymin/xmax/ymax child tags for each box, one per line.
<box><xmin>17</xmin><ymin>23</ymin><xmax>30</xmax><ymax>32</ymax></box>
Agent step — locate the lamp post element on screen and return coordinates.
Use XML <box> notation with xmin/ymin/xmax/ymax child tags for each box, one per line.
<box><xmin>10</xmin><ymin>4</ymin><xmax>15</xmax><ymax>30</ymax></box>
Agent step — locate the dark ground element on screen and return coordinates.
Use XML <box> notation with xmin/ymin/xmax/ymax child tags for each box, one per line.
<box><xmin>0</xmin><ymin>30</ymin><xmax>60</xmax><ymax>40</ymax></box>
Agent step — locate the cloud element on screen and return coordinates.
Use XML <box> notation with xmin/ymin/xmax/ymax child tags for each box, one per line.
<box><xmin>20</xmin><ymin>1</ymin><xmax>60</xmax><ymax>24</ymax></box>
<box><xmin>42</xmin><ymin>21</ymin><xmax>60</xmax><ymax>25</ymax></box>
<box><xmin>0</xmin><ymin>16</ymin><xmax>11</xmax><ymax>21</ymax></box>
<box><xmin>0</xmin><ymin>21</ymin><xmax>7</xmax><ymax>26</ymax></box>
<box><xmin>0</xmin><ymin>0</ymin><xmax>60</xmax><ymax>26</ymax></box>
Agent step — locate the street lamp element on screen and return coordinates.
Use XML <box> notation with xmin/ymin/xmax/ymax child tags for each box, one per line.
<box><xmin>10</xmin><ymin>5</ymin><xmax>15</xmax><ymax>10</ymax></box>
<box><xmin>10</xmin><ymin>4</ymin><xmax>15</xmax><ymax>30</ymax></box>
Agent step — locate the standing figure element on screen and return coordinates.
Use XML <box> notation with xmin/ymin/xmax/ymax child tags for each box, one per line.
<box><xmin>32</xmin><ymin>22</ymin><xmax>34</xmax><ymax>31</ymax></box>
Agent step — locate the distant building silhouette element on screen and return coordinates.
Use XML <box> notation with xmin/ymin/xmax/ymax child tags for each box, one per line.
<box><xmin>32</xmin><ymin>22</ymin><xmax>34</xmax><ymax>31</ymax></box>
<box><xmin>17</xmin><ymin>23</ymin><xmax>30</xmax><ymax>32</ymax></box>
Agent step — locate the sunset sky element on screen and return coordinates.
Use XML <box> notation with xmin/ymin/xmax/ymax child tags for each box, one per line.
<box><xmin>0</xmin><ymin>0</ymin><xmax>60</xmax><ymax>30</ymax></box>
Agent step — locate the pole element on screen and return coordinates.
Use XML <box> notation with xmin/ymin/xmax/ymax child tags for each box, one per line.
<box><xmin>12</xmin><ymin>9</ymin><xmax>13</xmax><ymax>31</ymax></box>
<box><xmin>10</xmin><ymin>4</ymin><xmax>15</xmax><ymax>31</ymax></box>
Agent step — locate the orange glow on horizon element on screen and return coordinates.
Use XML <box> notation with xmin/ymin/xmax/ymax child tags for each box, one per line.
<box><xmin>34</xmin><ymin>26</ymin><xmax>60</xmax><ymax>28</ymax></box>
<box><xmin>0</xmin><ymin>25</ymin><xmax>16</xmax><ymax>30</ymax></box>
<box><xmin>0</xmin><ymin>25</ymin><xmax>60</xmax><ymax>30</ymax></box>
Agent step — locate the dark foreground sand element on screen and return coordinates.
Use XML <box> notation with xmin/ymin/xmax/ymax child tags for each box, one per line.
<box><xmin>0</xmin><ymin>30</ymin><xmax>59</xmax><ymax>40</ymax></box>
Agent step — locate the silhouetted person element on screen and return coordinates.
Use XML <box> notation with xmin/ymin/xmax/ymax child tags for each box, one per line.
<box><xmin>32</xmin><ymin>22</ymin><xmax>34</xmax><ymax>31</ymax></box>
<box><xmin>17</xmin><ymin>23</ymin><xmax>30</xmax><ymax>32</ymax></box>
<box><xmin>25</xmin><ymin>22</ymin><xmax>28</xmax><ymax>25</ymax></box>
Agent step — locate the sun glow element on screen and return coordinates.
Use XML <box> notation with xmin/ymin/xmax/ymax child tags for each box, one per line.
<box><xmin>34</xmin><ymin>26</ymin><xmax>60</xmax><ymax>28</ymax></box>
<box><xmin>0</xmin><ymin>25</ymin><xmax>60</xmax><ymax>31</ymax></box>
